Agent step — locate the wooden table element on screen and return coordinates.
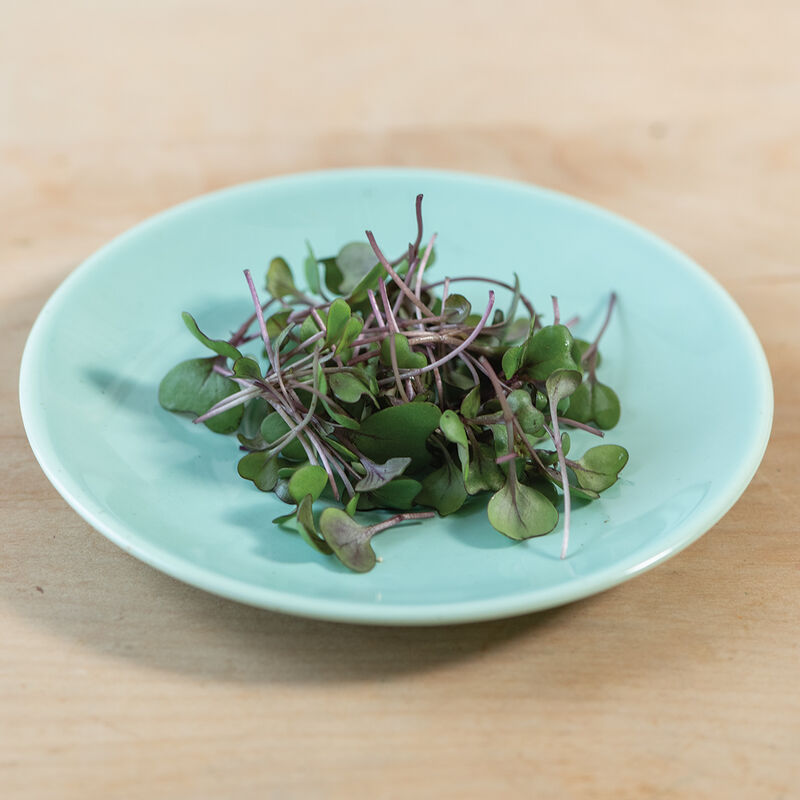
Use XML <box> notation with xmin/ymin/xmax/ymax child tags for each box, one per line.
<box><xmin>3</xmin><ymin>3</ymin><xmax>798</xmax><ymax>797</ymax></box>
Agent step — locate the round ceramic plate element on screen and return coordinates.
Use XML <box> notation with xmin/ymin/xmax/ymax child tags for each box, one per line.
<box><xmin>19</xmin><ymin>168</ymin><xmax>772</xmax><ymax>625</ymax></box>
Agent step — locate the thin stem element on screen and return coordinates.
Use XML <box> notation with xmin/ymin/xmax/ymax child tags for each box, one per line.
<box><xmin>368</xmin><ymin>511</ymin><xmax>436</xmax><ymax>536</ymax></box>
<box><xmin>366</xmin><ymin>230</ymin><xmax>436</xmax><ymax>318</ymax></box>
<box><xmin>379</xmin><ymin>291</ymin><xmax>495</xmax><ymax>382</ymax></box>
<box><xmin>367</xmin><ymin>289</ymin><xmax>386</xmax><ymax>328</ymax></box>
<box><xmin>545</xmin><ymin>395</ymin><xmax>572</xmax><ymax>560</ymax></box>
<box><xmin>583</xmin><ymin>292</ymin><xmax>618</xmax><ymax>383</ymax></box>
<box><xmin>423</xmin><ymin>276</ymin><xmax>535</xmax><ymax>319</ymax></box>
<box><xmin>557</xmin><ymin>417</ymin><xmax>604</xmax><ymax>437</ymax></box>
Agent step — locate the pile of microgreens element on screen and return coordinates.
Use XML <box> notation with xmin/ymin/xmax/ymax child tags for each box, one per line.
<box><xmin>159</xmin><ymin>196</ymin><xmax>628</xmax><ymax>572</ymax></box>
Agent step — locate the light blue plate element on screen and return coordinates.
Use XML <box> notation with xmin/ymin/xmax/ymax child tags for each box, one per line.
<box><xmin>19</xmin><ymin>169</ymin><xmax>772</xmax><ymax>625</ymax></box>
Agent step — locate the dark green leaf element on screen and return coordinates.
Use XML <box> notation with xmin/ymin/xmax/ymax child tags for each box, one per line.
<box><xmin>325</xmin><ymin>298</ymin><xmax>351</xmax><ymax>347</ymax></box>
<box><xmin>507</xmin><ymin>389</ymin><xmax>545</xmax><ymax>435</ymax></box>
<box><xmin>459</xmin><ymin>385</ymin><xmax>481</xmax><ymax>419</ymax></box>
<box><xmin>158</xmin><ymin>357</ymin><xmax>244</xmax><ymax>434</ymax></box>
<box><xmin>329</xmin><ymin>372</ymin><xmax>371</xmax><ymax>404</ymax></box>
<box><xmin>351</xmin><ymin>402</ymin><xmax>441</xmax><ymax>470</ymax></box>
<box><xmin>232</xmin><ymin>356</ymin><xmax>261</xmax><ymax>379</ymax></box>
<box><xmin>295</xmin><ymin>494</ymin><xmax>333</xmax><ymax>553</ymax></box>
<box><xmin>439</xmin><ymin>410</ymin><xmax>469</xmax><ymax>482</ymax></box>
<box><xmin>465</xmin><ymin>444</ymin><xmax>505</xmax><ymax>495</ymax></box>
<box><xmin>564</xmin><ymin>381</ymin><xmax>592</xmax><ymax>423</ymax></box>
<box><xmin>501</xmin><ymin>344</ymin><xmax>525</xmax><ymax>380</ymax></box>
<box><xmin>379</xmin><ymin>335</ymin><xmax>427</xmax><ymax>370</ymax></box>
<box><xmin>267</xmin><ymin>257</ymin><xmax>297</xmax><ymax>299</ymax></box>
<box><xmin>181</xmin><ymin>312</ymin><xmax>243</xmax><ymax>361</ymax></box>
<box><xmin>260</xmin><ymin>412</ymin><xmax>306</xmax><ymax>460</ymax></box>
<box><xmin>571</xmin><ymin>338</ymin><xmax>602</xmax><ymax>368</ymax></box>
<box><xmin>524</xmin><ymin>324</ymin><xmax>579</xmax><ymax>380</ymax></box>
<box><xmin>592</xmin><ymin>383</ymin><xmax>621</xmax><ymax>429</ymax></box>
<box><xmin>266</xmin><ymin>310</ymin><xmax>291</xmax><ymax>338</ymax></box>
<box><xmin>237</xmin><ymin>451</ymin><xmax>279</xmax><ymax>492</ymax></box>
<box><xmin>415</xmin><ymin>459</ymin><xmax>467</xmax><ymax>516</ymax></box>
<box><xmin>370</xmin><ymin>478</ymin><xmax>423</xmax><ymax>510</ymax></box>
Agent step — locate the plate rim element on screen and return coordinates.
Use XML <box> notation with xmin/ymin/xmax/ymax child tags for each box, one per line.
<box><xmin>19</xmin><ymin>167</ymin><xmax>774</xmax><ymax>625</ymax></box>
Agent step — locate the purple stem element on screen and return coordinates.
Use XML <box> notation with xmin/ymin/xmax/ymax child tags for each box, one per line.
<box><xmin>366</xmin><ymin>230</ymin><xmax>435</xmax><ymax>318</ymax></box>
<box><xmin>377</xmin><ymin>291</ymin><xmax>495</xmax><ymax>382</ymax></box>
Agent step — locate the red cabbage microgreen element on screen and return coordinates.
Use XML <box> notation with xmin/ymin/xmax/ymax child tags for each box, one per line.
<box><xmin>158</xmin><ymin>196</ymin><xmax>629</xmax><ymax>571</ymax></box>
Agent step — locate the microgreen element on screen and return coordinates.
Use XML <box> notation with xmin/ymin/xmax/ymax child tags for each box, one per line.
<box><xmin>158</xmin><ymin>196</ymin><xmax>629</xmax><ymax>571</ymax></box>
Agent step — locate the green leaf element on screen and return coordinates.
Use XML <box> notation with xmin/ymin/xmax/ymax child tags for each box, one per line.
<box><xmin>336</xmin><ymin>242</ymin><xmax>379</xmax><ymax>295</ymax></box>
<box><xmin>338</xmin><ymin>316</ymin><xmax>364</xmax><ymax>351</ymax></box>
<box><xmin>487</xmin><ymin>475</ymin><xmax>559</xmax><ymax>540</ymax></box>
<box><xmin>319</xmin><ymin>508</ymin><xmax>377</xmax><ymax>573</ymax></box>
<box><xmin>232</xmin><ymin>356</ymin><xmax>261</xmax><ymax>380</ymax></box>
<box><xmin>354</xmin><ymin>457</ymin><xmax>412</xmax><ymax>492</ymax></box>
<box><xmin>239</xmin><ymin>397</ymin><xmax>270</xmax><ymax>440</ymax></box>
<box><xmin>573</xmin><ymin>445</ymin><xmax>629</xmax><ymax>492</ymax></box>
<box><xmin>370</xmin><ymin>478</ymin><xmax>423</xmax><ymax>510</ymax></box>
<box><xmin>273</xmin><ymin>478</ymin><xmax>294</xmax><ymax>505</ymax></box>
<box><xmin>465</xmin><ymin>443</ymin><xmax>505</xmax><ymax>495</ymax></box>
<box><xmin>260</xmin><ymin>412</ymin><xmax>306</xmax><ymax>460</ymax></box>
<box><xmin>571</xmin><ymin>338</ymin><xmax>602</xmax><ymax>368</ymax></box>
<box><xmin>325</xmin><ymin>298</ymin><xmax>351</xmax><ymax>347</ymax></box>
<box><xmin>267</xmin><ymin>257</ymin><xmax>297</xmax><ymax>299</ymax></box>
<box><xmin>304</xmin><ymin>241</ymin><xmax>321</xmax><ymax>295</ymax></box>
<box><xmin>329</xmin><ymin>372</ymin><xmax>371</xmax><ymax>404</ymax></box>
<box><xmin>345</xmin><ymin>494</ymin><xmax>359</xmax><ymax>517</ymax></box>
<box><xmin>295</xmin><ymin>495</ymin><xmax>332</xmax><ymax>552</ymax></box>
<box><xmin>351</xmin><ymin>402</ymin><xmax>441</xmax><ymax>470</ymax></box>
<box><xmin>506</xmin><ymin>389</ymin><xmax>545</xmax><ymax>435</ymax></box>
<box><xmin>541</xmin><ymin>468</ymin><xmax>601</xmax><ymax>501</ymax></box>
<box><xmin>158</xmin><ymin>357</ymin><xmax>244</xmax><ymax>434</ymax></box>
<box><xmin>295</xmin><ymin>494</ymin><xmax>333</xmax><ymax>554</ymax></box>
<box><xmin>266</xmin><ymin>310</ymin><xmax>291</xmax><ymax>339</ymax></box>
<box><xmin>443</xmin><ymin>293</ymin><xmax>471</xmax><ymax>323</ymax></box>
<box><xmin>592</xmin><ymin>383</ymin><xmax>621</xmax><ymax>429</ymax></box>
<box><xmin>546</xmin><ymin>369</ymin><xmax>582</xmax><ymax>406</ymax></box>
<box><xmin>379</xmin><ymin>335</ymin><xmax>427</xmax><ymax>370</ymax></box>
<box><xmin>564</xmin><ymin>381</ymin><xmax>592</xmax><ymax>423</ymax></box>
<box><xmin>180</xmin><ymin>312</ymin><xmax>243</xmax><ymax>361</ymax></box>
<box><xmin>562</xmin><ymin>381</ymin><xmax>620</xmax><ymax>429</ymax></box>
<box><xmin>459</xmin><ymin>385</ymin><xmax>481</xmax><ymax>419</ymax></box>
<box><xmin>321</xmin><ymin>399</ymin><xmax>361</xmax><ymax>430</ymax></box>
<box><xmin>346</xmin><ymin>263</ymin><xmax>384</xmax><ymax>304</ymax></box>
<box><xmin>442</xmin><ymin>365</ymin><xmax>476</xmax><ymax>390</ymax></box>
<box><xmin>320</xmin><ymin>256</ymin><xmax>344</xmax><ymax>294</ymax></box>
<box><xmin>288</xmin><ymin>464</ymin><xmax>329</xmax><ymax>504</ymax></box>
<box><xmin>439</xmin><ymin>410</ymin><xmax>469</xmax><ymax>482</ymax></box>
<box><xmin>501</xmin><ymin>344</ymin><xmax>525</xmax><ymax>380</ymax></box>
<box><xmin>524</xmin><ymin>325</ymin><xmax>579</xmax><ymax>380</ymax></box>
<box><xmin>297</xmin><ymin>315</ymin><xmax>320</xmax><ymax>346</ymax></box>
<box><xmin>237</xmin><ymin>451</ymin><xmax>279</xmax><ymax>492</ymax></box>
<box><xmin>415</xmin><ymin>459</ymin><xmax>467</xmax><ymax>516</ymax></box>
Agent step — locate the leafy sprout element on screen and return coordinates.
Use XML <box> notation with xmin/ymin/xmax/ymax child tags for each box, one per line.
<box><xmin>158</xmin><ymin>195</ymin><xmax>629</xmax><ymax>571</ymax></box>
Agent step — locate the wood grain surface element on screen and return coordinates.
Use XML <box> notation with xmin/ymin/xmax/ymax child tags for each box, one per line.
<box><xmin>2</xmin><ymin>2</ymin><xmax>798</xmax><ymax>797</ymax></box>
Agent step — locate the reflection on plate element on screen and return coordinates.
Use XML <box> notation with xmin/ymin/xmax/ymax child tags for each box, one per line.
<box><xmin>19</xmin><ymin>169</ymin><xmax>772</xmax><ymax>624</ymax></box>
